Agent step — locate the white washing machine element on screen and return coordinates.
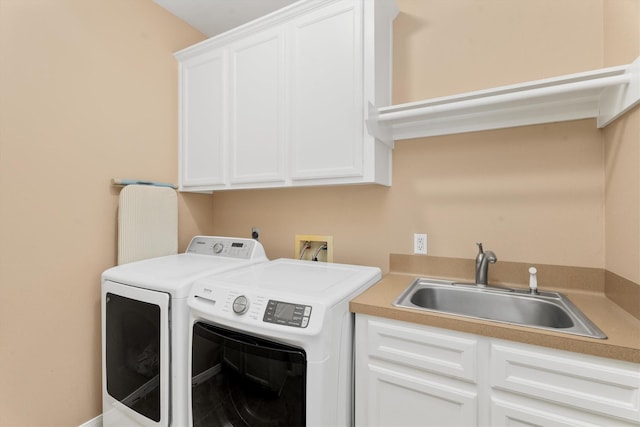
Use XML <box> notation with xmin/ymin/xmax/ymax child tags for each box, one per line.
<box><xmin>101</xmin><ymin>236</ymin><xmax>268</xmax><ymax>427</ymax></box>
<box><xmin>187</xmin><ymin>258</ymin><xmax>381</xmax><ymax>427</ymax></box>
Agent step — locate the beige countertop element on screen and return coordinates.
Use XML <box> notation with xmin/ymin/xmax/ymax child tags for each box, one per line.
<box><xmin>350</xmin><ymin>267</ymin><xmax>640</xmax><ymax>364</ymax></box>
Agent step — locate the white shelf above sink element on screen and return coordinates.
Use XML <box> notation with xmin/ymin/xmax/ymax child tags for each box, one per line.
<box><xmin>367</xmin><ymin>56</ymin><xmax>640</xmax><ymax>143</ymax></box>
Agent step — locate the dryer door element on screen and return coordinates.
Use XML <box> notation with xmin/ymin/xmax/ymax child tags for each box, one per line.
<box><xmin>102</xmin><ymin>280</ymin><xmax>170</xmax><ymax>427</ymax></box>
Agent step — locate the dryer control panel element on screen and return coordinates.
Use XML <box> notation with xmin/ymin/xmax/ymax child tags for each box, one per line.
<box><xmin>186</xmin><ymin>236</ymin><xmax>261</xmax><ymax>259</ymax></box>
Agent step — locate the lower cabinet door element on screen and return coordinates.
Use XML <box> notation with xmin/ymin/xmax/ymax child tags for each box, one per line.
<box><xmin>359</xmin><ymin>364</ymin><xmax>477</xmax><ymax>427</ymax></box>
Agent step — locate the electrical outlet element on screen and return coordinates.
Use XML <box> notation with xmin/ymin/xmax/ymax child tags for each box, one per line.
<box><xmin>251</xmin><ymin>227</ymin><xmax>260</xmax><ymax>240</ymax></box>
<box><xmin>295</xmin><ymin>234</ymin><xmax>333</xmax><ymax>262</ymax></box>
<box><xmin>414</xmin><ymin>233</ymin><xmax>427</xmax><ymax>255</ymax></box>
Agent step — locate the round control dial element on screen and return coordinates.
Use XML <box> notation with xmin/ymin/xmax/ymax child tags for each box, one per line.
<box><xmin>212</xmin><ymin>242</ymin><xmax>224</xmax><ymax>253</ymax></box>
<box><xmin>232</xmin><ymin>295</ymin><xmax>249</xmax><ymax>314</ymax></box>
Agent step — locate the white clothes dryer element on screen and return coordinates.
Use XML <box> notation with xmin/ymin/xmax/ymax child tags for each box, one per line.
<box><xmin>101</xmin><ymin>236</ymin><xmax>268</xmax><ymax>427</ymax></box>
<box><xmin>187</xmin><ymin>258</ymin><xmax>381</xmax><ymax>427</ymax></box>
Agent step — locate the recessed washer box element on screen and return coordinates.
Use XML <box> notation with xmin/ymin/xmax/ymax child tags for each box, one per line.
<box><xmin>295</xmin><ymin>234</ymin><xmax>333</xmax><ymax>262</ymax></box>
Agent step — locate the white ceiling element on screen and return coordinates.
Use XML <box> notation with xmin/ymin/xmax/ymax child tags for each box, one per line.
<box><xmin>153</xmin><ymin>0</ymin><xmax>298</xmax><ymax>37</ymax></box>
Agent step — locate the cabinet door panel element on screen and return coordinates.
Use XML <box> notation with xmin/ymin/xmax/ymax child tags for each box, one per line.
<box><xmin>179</xmin><ymin>51</ymin><xmax>226</xmax><ymax>187</ymax></box>
<box><xmin>365</xmin><ymin>365</ymin><xmax>477</xmax><ymax>427</ymax></box>
<box><xmin>491</xmin><ymin>343</ymin><xmax>640</xmax><ymax>423</ymax></box>
<box><xmin>289</xmin><ymin>0</ymin><xmax>364</xmax><ymax>180</ymax></box>
<box><xmin>229</xmin><ymin>29</ymin><xmax>286</xmax><ymax>185</ymax></box>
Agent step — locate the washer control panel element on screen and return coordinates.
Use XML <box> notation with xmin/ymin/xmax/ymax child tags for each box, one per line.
<box><xmin>186</xmin><ymin>236</ymin><xmax>258</xmax><ymax>259</ymax></box>
<box><xmin>263</xmin><ymin>300</ymin><xmax>311</xmax><ymax>328</ymax></box>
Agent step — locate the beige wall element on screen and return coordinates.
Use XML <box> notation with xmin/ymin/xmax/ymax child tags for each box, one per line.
<box><xmin>0</xmin><ymin>1</ymin><xmax>637</xmax><ymax>426</ymax></box>
<box><xmin>210</xmin><ymin>0</ymin><xmax>610</xmax><ymax>271</ymax></box>
<box><xmin>0</xmin><ymin>1</ymin><xmax>207</xmax><ymax>425</ymax></box>
<box><xmin>604</xmin><ymin>0</ymin><xmax>640</xmax><ymax>283</ymax></box>
<box><xmin>393</xmin><ymin>0</ymin><xmax>603</xmax><ymax>101</ymax></box>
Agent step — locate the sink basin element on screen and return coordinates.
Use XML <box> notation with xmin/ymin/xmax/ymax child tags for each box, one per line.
<box><xmin>393</xmin><ymin>278</ymin><xmax>607</xmax><ymax>339</ymax></box>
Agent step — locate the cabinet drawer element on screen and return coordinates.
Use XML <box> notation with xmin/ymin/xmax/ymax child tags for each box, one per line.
<box><xmin>491</xmin><ymin>342</ymin><xmax>640</xmax><ymax>423</ymax></box>
<box><xmin>365</xmin><ymin>318</ymin><xmax>478</xmax><ymax>383</ymax></box>
<box><xmin>491</xmin><ymin>396</ymin><xmax>640</xmax><ymax>427</ymax></box>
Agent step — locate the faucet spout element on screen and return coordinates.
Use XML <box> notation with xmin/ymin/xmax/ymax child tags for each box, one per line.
<box><xmin>475</xmin><ymin>242</ymin><xmax>497</xmax><ymax>286</ymax></box>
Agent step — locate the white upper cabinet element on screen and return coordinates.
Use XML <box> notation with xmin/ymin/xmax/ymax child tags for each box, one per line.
<box><xmin>175</xmin><ymin>0</ymin><xmax>397</xmax><ymax>193</ymax></box>
<box><xmin>289</xmin><ymin>1</ymin><xmax>363</xmax><ymax>181</ymax></box>
<box><xmin>228</xmin><ymin>27</ymin><xmax>286</xmax><ymax>186</ymax></box>
<box><xmin>178</xmin><ymin>48</ymin><xmax>226</xmax><ymax>188</ymax></box>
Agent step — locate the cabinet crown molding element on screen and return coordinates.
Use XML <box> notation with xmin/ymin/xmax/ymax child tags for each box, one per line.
<box><xmin>175</xmin><ymin>0</ymin><xmax>343</xmax><ymax>60</ymax></box>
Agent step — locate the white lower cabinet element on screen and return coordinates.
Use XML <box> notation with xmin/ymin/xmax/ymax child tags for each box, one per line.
<box><xmin>355</xmin><ymin>315</ymin><xmax>640</xmax><ymax>427</ymax></box>
<box><xmin>355</xmin><ymin>315</ymin><xmax>480</xmax><ymax>426</ymax></box>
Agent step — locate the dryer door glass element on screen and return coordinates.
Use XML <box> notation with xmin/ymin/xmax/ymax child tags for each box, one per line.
<box><xmin>192</xmin><ymin>322</ymin><xmax>306</xmax><ymax>426</ymax></box>
<box><xmin>105</xmin><ymin>292</ymin><xmax>162</xmax><ymax>422</ymax></box>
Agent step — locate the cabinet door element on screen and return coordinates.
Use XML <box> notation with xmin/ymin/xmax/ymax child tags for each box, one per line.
<box><xmin>178</xmin><ymin>49</ymin><xmax>226</xmax><ymax>189</ymax></box>
<box><xmin>363</xmin><ymin>366</ymin><xmax>477</xmax><ymax>427</ymax></box>
<box><xmin>228</xmin><ymin>28</ymin><xmax>286</xmax><ymax>186</ymax></box>
<box><xmin>355</xmin><ymin>316</ymin><xmax>478</xmax><ymax>427</ymax></box>
<box><xmin>288</xmin><ymin>0</ymin><xmax>364</xmax><ymax>181</ymax></box>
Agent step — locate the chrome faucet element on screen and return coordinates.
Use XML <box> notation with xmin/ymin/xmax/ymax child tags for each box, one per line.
<box><xmin>475</xmin><ymin>242</ymin><xmax>497</xmax><ymax>287</ymax></box>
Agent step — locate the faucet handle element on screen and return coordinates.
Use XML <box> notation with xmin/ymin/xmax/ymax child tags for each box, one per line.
<box><xmin>476</xmin><ymin>242</ymin><xmax>484</xmax><ymax>254</ymax></box>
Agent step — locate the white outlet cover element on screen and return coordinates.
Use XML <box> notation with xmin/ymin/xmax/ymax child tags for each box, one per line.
<box><xmin>414</xmin><ymin>233</ymin><xmax>427</xmax><ymax>254</ymax></box>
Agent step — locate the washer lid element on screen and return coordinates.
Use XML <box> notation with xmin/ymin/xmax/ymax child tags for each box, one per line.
<box><xmin>195</xmin><ymin>258</ymin><xmax>381</xmax><ymax>307</ymax></box>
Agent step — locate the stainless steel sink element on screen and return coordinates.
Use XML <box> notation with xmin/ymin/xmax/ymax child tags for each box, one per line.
<box><xmin>393</xmin><ymin>278</ymin><xmax>607</xmax><ymax>339</ymax></box>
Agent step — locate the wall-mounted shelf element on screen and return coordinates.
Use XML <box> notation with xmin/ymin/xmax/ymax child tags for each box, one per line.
<box><xmin>367</xmin><ymin>56</ymin><xmax>640</xmax><ymax>143</ymax></box>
